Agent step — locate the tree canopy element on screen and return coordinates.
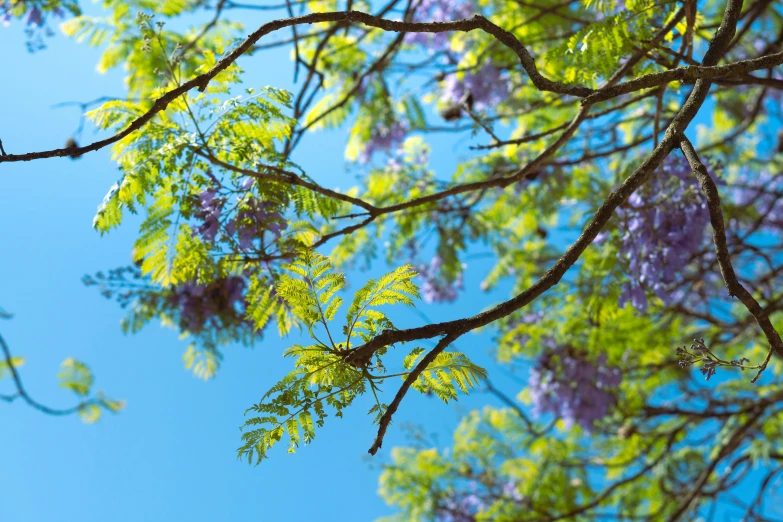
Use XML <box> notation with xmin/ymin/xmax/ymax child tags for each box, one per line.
<box><xmin>2</xmin><ymin>0</ymin><xmax>783</xmax><ymax>519</ymax></box>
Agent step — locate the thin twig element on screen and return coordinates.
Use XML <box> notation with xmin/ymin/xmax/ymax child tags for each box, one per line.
<box><xmin>0</xmin><ymin>332</ymin><xmax>93</xmax><ymax>416</ymax></box>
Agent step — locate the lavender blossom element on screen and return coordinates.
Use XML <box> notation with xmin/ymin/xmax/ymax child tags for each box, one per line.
<box><xmin>226</xmin><ymin>198</ymin><xmax>287</xmax><ymax>250</ymax></box>
<box><xmin>168</xmin><ymin>276</ymin><xmax>246</xmax><ymax>333</ymax></box>
<box><xmin>194</xmin><ymin>188</ymin><xmax>225</xmax><ymax>243</ymax></box>
<box><xmin>239</xmin><ymin>176</ymin><xmax>254</xmax><ymax>191</ymax></box>
<box><xmin>501</xmin><ymin>479</ymin><xmax>524</xmax><ymax>502</ymax></box>
<box><xmin>442</xmin><ymin>64</ymin><xmax>509</xmax><ymax>111</ymax></box>
<box><xmin>418</xmin><ymin>256</ymin><xmax>463</xmax><ymax>304</ymax></box>
<box><xmin>404</xmin><ymin>0</ymin><xmax>474</xmax><ymax>49</ymax></box>
<box><xmin>436</xmin><ymin>482</ymin><xmax>485</xmax><ymax>522</ymax></box>
<box><xmin>616</xmin><ymin>155</ymin><xmax>711</xmax><ymax>312</ymax></box>
<box><xmin>528</xmin><ymin>346</ymin><xmax>621</xmax><ymax>430</ymax></box>
<box><xmin>193</xmin><ymin>187</ymin><xmax>287</xmax><ymax>248</ymax></box>
<box><xmin>1</xmin><ymin>1</ymin><xmax>66</xmax><ymax>51</ymax></box>
<box><xmin>359</xmin><ymin>121</ymin><xmax>409</xmax><ymax>163</ymax></box>
<box><xmin>26</xmin><ymin>5</ymin><xmax>42</xmax><ymax>26</ymax></box>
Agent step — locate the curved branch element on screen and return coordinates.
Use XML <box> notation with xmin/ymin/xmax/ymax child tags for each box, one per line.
<box><xmin>0</xmin><ymin>332</ymin><xmax>95</xmax><ymax>416</ymax></box>
<box><xmin>678</xmin><ymin>136</ymin><xmax>783</xmax><ymax>378</ymax></box>
<box><xmin>583</xmin><ymin>51</ymin><xmax>783</xmax><ymax>106</ymax></box>
<box><xmin>0</xmin><ymin>10</ymin><xmax>592</xmax><ymax>163</ymax></box>
<box><xmin>197</xmin><ymin>106</ymin><xmax>590</xmax><ymax>219</ymax></box>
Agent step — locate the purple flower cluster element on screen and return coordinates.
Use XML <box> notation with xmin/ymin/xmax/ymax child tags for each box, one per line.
<box><xmin>1</xmin><ymin>1</ymin><xmax>68</xmax><ymax>51</ymax></box>
<box><xmin>676</xmin><ymin>338</ymin><xmax>750</xmax><ymax>381</ymax></box>
<box><xmin>436</xmin><ymin>480</ymin><xmax>485</xmax><ymax>522</ymax></box>
<box><xmin>359</xmin><ymin>121</ymin><xmax>409</xmax><ymax>163</ymax></box>
<box><xmin>442</xmin><ymin>64</ymin><xmax>509</xmax><ymax>111</ymax></box>
<box><xmin>195</xmin><ymin>188</ymin><xmax>224</xmax><ymax>242</ymax></box>
<box><xmin>227</xmin><ymin>198</ymin><xmax>287</xmax><ymax>249</ymax></box>
<box><xmin>167</xmin><ymin>276</ymin><xmax>246</xmax><ymax>332</ymax></box>
<box><xmin>437</xmin><ymin>493</ymin><xmax>484</xmax><ymax>522</ymax></box>
<box><xmin>385</xmin><ymin>144</ymin><xmax>429</xmax><ymax>173</ymax></box>
<box><xmin>418</xmin><ymin>256</ymin><xmax>463</xmax><ymax>304</ymax></box>
<box><xmin>1</xmin><ymin>1</ymin><xmax>53</xmax><ymax>26</ymax></box>
<box><xmin>616</xmin><ymin>155</ymin><xmax>710</xmax><ymax>312</ymax></box>
<box><xmin>434</xmin><ymin>478</ymin><xmax>524</xmax><ymax>521</ymax></box>
<box><xmin>528</xmin><ymin>347</ymin><xmax>621</xmax><ymax>430</ymax></box>
<box><xmin>501</xmin><ymin>479</ymin><xmax>524</xmax><ymax>502</ymax></box>
<box><xmin>404</xmin><ymin>0</ymin><xmax>474</xmax><ymax>49</ymax></box>
<box><xmin>194</xmin><ymin>184</ymin><xmax>287</xmax><ymax>248</ymax></box>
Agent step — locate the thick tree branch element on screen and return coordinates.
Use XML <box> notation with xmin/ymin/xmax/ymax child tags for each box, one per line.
<box><xmin>344</xmin><ymin>87</ymin><xmax>710</xmax><ymax>368</ymax></box>
<box><xmin>583</xmin><ymin>51</ymin><xmax>783</xmax><ymax>106</ymax></box>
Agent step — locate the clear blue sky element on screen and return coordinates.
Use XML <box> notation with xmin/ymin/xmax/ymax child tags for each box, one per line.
<box><xmin>0</xmin><ymin>12</ymin><xmax>517</xmax><ymax>522</ymax></box>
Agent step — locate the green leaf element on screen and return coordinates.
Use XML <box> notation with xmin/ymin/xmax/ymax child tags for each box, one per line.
<box><xmin>58</xmin><ymin>358</ymin><xmax>95</xmax><ymax>397</ymax></box>
<box><xmin>345</xmin><ymin>265</ymin><xmax>420</xmax><ymax>345</ymax></box>
<box><xmin>410</xmin><ymin>351</ymin><xmax>487</xmax><ymax>403</ymax></box>
<box><xmin>79</xmin><ymin>404</ymin><xmax>102</xmax><ymax>424</ymax></box>
<box><xmin>183</xmin><ymin>345</ymin><xmax>220</xmax><ymax>380</ymax></box>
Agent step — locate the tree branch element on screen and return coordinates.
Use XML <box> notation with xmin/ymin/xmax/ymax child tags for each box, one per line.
<box><xmin>583</xmin><ymin>51</ymin><xmax>783</xmax><ymax>106</ymax></box>
<box><xmin>0</xmin><ymin>10</ymin><xmax>593</xmax><ymax>163</ymax></box>
<box><xmin>678</xmin><ymin>135</ymin><xmax>783</xmax><ymax>379</ymax></box>
<box><xmin>368</xmin><ymin>332</ymin><xmax>458</xmax><ymax>455</ymax></box>
<box><xmin>0</xmin><ymin>332</ymin><xmax>96</xmax><ymax>416</ymax></box>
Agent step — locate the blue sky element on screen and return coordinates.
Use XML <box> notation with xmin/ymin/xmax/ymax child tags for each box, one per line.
<box><xmin>0</xmin><ymin>11</ymin><xmax>519</xmax><ymax>522</ymax></box>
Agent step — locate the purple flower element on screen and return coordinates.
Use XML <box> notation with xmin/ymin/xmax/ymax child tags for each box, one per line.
<box><xmin>193</xmin><ymin>187</ymin><xmax>287</xmax><ymax>248</ymax></box>
<box><xmin>384</xmin><ymin>145</ymin><xmax>429</xmax><ymax>174</ymax></box>
<box><xmin>437</xmin><ymin>488</ymin><xmax>485</xmax><ymax>522</ymax></box>
<box><xmin>616</xmin><ymin>155</ymin><xmax>711</xmax><ymax>312</ymax></box>
<box><xmin>501</xmin><ymin>479</ymin><xmax>524</xmax><ymax>501</ymax></box>
<box><xmin>1</xmin><ymin>1</ymin><xmax>66</xmax><ymax>39</ymax></box>
<box><xmin>359</xmin><ymin>121</ymin><xmax>409</xmax><ymax>163</ymax></box>
<box><xmin>194</xmin><ymin>188</ymin><xmax>225</xmax><ymax>243</ymax></box>
<box><xmin>700</xmin><ymin>359</ymin><xmax>717</xmax><ymax>380</ymax></box>
<box><xmin>226</xmin><ymin>198</ymin><xmax>287</xmax><ymax>250</ymax></box>
<box><xmin>239</xmin><ymin>176</ymin><xmax>254</xmax><ymax>191</ymax></box>
<box><xmin>404</xmin><ymin>0</ymin><xmax>474</xmax><ymax>50</ymax></box>
<box><xmin>26</xmin><ymin>6</ymin><xmax>42</xmax><ymax>26</ymax></box>
<box><xmin>528</xmin><ymin>347</ymin><xmax>621</xmax><ymax>430</ymax></box>
<box><xmin>442</xmin><ymin>64</ymin><xmax>509</xmax><ymax>111</ymax></box>
<box><xmin>418</xmin><ymin>256</ymin><xmax>463</xmax><ymax>303</ymax></box>
<box><xmin>169</xmin><ymin>276</ymin><xmax>246</xmax><ymax>332</ymax></box>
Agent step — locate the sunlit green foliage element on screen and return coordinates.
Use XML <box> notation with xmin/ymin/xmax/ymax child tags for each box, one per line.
<box><xmin>238</xmin><ymin>250</ymin><xmax>484</xmax><ymax>463</ymax></box>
